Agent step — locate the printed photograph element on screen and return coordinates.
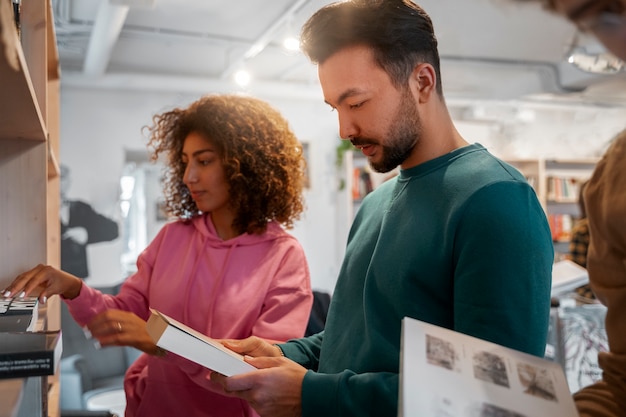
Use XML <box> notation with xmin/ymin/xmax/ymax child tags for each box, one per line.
<box><xmin>472</xmin><ymin>351</ymin><xmax>510</xmax><ymax>388</ymax></box>
<box><xmin>426</xmin><ymin>334</ymin><xmax>461</xmax><ymax>372</ymax></box>
<box><xmin>517</xmin><ymin>362</ymin><xmax>558</xmax><ymax>402</ymax></box>
<box><xmin>467</xmin><ymin>402</ymin><xmax>527</xmax><ymax>417</ymax></box>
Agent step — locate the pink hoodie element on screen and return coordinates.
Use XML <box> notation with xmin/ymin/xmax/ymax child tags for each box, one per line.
<box><xmin>65</xmin><ymin>214</ymin><xmax>313</xmax><ymax>417</ymax></box>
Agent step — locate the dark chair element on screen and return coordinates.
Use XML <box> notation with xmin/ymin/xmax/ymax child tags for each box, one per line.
<box><xmin>305</xmin><ymin>290</ymin><xmax>331</xmax><ymax>336</ymax></box>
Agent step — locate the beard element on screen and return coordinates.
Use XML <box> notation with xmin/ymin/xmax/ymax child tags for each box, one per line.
<box><xmin>362</xmin><ymin>89</ymin><xmax>422</xmax><ymax>173</ymax></box>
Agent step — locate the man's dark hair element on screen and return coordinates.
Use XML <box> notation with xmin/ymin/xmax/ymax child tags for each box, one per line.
<box><xmin>300</xmin><ymin>0</ymin><xmax>443</xmax><ymax>95</ymax></box>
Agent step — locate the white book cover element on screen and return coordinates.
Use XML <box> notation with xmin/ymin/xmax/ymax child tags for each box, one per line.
<box><xmin>146</xmin><ymin>308</ymin><xmax>256</xmax><ymax>376</ymax></box>
<box><xmin>398</xmin><ymin>317</ymin><xmax>579</xmax><ymax>417</ymax></box>
<box><xmin>551</xmin><ymin>259</ymin><xmax>589</xmax><ymax>296</ymax></box>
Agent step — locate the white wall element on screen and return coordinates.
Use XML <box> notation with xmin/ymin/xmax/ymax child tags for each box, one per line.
<box><xmin>60</xmin><ymin>85</ymin><xmax>343</xmax><ymax>294</ymax></box>
<box><xmin>453</xmin><ymin>104</ymin><xmax>626</xmax><ymax>160</ymax></box>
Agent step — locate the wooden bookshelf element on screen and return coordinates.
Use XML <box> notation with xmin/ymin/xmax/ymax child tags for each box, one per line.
<box><xmin>343</xmin><ymin>150</ymin><xmax>399</xmax><ymax>219</ymax></box>
<box><xmin>0</xmin><ymin>0</ymin><xmax>61</xmax><ymax>415</ymax></box>
<box><xmin>505</xmin><ymin>158</ymin><xmax>598</xmax><ymax>259</ymax></box>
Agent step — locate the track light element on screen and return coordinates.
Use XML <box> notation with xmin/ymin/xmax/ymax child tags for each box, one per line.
<box><xmin>283</xmin><ymin>36</ymin><xmax>300</xmax><ymax>52</ymax></box>
<box><xmin>234</xmin><ymin>69</ymin><xmax>251</xmax><ymax>87</ymax></box>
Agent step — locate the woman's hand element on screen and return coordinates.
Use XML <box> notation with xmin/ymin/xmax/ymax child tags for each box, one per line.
<box><xmin>86</xmin><ymin>309</ymin><xmax>163</xmax><ymax>356</ymax></box>
<box><xmin>2</xmin><ymin>264</ymin><xmax>82</xmax><ymax>302</ymax></box>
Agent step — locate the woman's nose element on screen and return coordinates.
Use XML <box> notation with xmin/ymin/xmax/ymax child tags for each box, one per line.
<box><xmin>183</xmin><ymin>164</ymin><xmax>196</xmax><ymax>184</ymax></box>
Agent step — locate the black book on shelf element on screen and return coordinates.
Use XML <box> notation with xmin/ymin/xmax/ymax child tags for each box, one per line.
<box><xmin>0</xmin><ymin>296</ymin><xmax>39</xmax><ymax>332</ymax></box>
<box><xmin>0</xmin><ymin>330</ymin><xmax>62</xmax><ymax>379</ymax></box>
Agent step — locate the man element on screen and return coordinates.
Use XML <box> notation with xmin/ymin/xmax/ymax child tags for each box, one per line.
<box><xmin>211</xmin><ymin>1</ymin><xmax>553</xmax><ymax>416</ymax></box>
<box><xmin>510</xmin><ymin>1</ymin><xmax>626</xmax><ymax>416</ymax></box>
<box><xmin>60</xmin><ymin>164</ymin><xmax>119</xmax><ymax>278</ymax></box>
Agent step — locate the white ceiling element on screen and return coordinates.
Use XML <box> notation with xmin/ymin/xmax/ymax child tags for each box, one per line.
<box><xmin>52</xmin><ymin>0</ymin><xmax>626</xmax><ymax>107</ymax></box>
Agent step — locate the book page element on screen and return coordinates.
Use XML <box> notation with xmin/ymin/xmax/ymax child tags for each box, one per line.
<box><xmin>399</xmin><ymin>317</ymin><xmax>578</xmax><ymax>417</ymax></box>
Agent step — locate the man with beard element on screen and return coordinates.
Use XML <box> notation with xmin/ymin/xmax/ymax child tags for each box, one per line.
<box><xmin>210</xmin><ymin>1</ymin><xmax>554</xmax><ymax>416</ymax></box>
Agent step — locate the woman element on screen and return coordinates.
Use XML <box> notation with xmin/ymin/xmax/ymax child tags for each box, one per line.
<box><xmin>4</xmin><ymin>94</ymin><xmax>313</xmax><ymax>417</ymax></box>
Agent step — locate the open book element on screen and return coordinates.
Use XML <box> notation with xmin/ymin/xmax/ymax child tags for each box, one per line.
<box><xmin>146</xmin><ymin>308</ymin><xmax>256</xmax><ymax>376</ymax></box>
<box><xmin>398</xmin><ymin>317</ymin><xmax>578</xmax><ymax>417</ymax></box>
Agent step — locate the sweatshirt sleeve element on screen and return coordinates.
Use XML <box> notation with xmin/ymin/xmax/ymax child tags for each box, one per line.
<box><xmin>454</xmin><ymin>180</ymin><xmax>553</xmax><ymax>356</ymax></box>
<box><xmin>64</xmin><ymin>227</ymin><xmax>163</xmax><ymax>325</ymax></box>
<box><xmin>279</xmin><ymin>331</ymin><xmax>324</xmax><ymax>370</ymax></box>
<box><xmin>301</xmin><ymin>369</ymin><xmax>398</xmax><ymax>417</ymax></box>
<box><xmin>584</xmin><ymin>132</ymin><xmax>626</xmax><ymax>355</ymax></box>
<box><xmin>574</xmin><ymin>132</ymin><xmax>626</xmax><ymax>415</ymax></box>
<box><xmin>280</xmin><ymin>333</ymin><xmax>398</xmax><ymax>417</ymax></box>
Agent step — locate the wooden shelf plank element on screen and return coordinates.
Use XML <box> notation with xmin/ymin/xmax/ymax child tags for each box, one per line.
<box><xmin>1</xmin><ymin>0</ymin><xmax>60</xmax><ymax>415</ymax></box>
<box><xmin>0</xmin><ymin>0</ymin><xmax>46</xmax><ymax>142</ymax></box>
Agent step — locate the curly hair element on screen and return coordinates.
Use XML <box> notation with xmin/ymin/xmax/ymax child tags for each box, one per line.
<box><xmin>144</xmin><ymin>94</ymin><xmax>306</xmax><ymax>235</ymax></box>
<box><xmin>300</xmin><ymin>0</ymin><xmax>443</xmax><ymax>95</ymax></box>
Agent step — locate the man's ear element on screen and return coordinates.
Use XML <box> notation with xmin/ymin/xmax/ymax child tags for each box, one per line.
<box><xmin>409</xmin><ymin>63</ymin><xmax>437</xmax><ymax>103</ymax></box>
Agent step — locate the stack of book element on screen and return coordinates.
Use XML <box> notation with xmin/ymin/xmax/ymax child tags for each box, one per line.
<box><xmin>0</xmin><ymin>296</ymin><xmax>39</xmax><ymax>332</ymax></box>
<box><xmin>0</xmin><ymin>296</ymin><xmax>62</xmax><ymax>379</ymax></box>
<box><xmin>0</xmin><ymin>331</ymin><xmax>62</xmax><ymax>379</ymax></box>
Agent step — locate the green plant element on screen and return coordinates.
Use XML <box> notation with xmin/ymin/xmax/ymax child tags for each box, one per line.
<box><xmin>335</xmin><ymin>139</ymin><xmax>356</xmax><ymax>168</ymax></box>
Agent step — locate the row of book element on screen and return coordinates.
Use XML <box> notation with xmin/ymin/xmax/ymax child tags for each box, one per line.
<box><xmin>548</xmin><ymin>213</ymin><xmax>574</xmax><ymax>242</ymax></box>
<box><xmin>547</xmin><ymin>177</ymin><xmax>583</xmax><ymax>203</ymax></box>
<box><xmin>352</xmin><ymin>166</ymin><xmax>374</xmax><ymax>201</ymax></box>
<box><xmin>0</xmin><ymin>296</ymin><xmax>61</xmax><ymax>379</ymax></box>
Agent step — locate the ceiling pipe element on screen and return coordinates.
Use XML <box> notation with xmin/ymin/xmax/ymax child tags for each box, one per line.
<box><xmin>83</xmin><ymin>0</ymin><xmax>129</xmax><ymax>76</ymax></box>
<box><xmin>440</xmin><ymin>55</ymin><xmax>586</xmax><ymax>94</ymax></box>
<box><xmin>61</xmin><ymin>71</ymin><xmax>325</xmax><ymax>101</ymax></box>
<box><xmin>220</xmin><ymin>0</ymin><xmax>310</xmax><ymax>80</ymax></box>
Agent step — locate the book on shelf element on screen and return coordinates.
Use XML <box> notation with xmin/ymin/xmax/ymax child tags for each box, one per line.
<box><xmin>398</xmin><ymin>317</ymin><xmax>578</xmax><ymax>417</ymax></box>
<box><xmin>146</xmin><ymin>308</ymin><xmax>256</xmax><ymax>376</ymax></box>
<box><xmin>548</xmin><ymin>213</ymin><xmax>573</xmax><ymax>242</ymax></box>
<box><xmin>0</xmin><ymin>330</ymin><xmax>62</xmax><ymax>379</ymax></box>
<box><xmin>0</xmin><ymin>296</ymin><xmax>39</xmax><ymax>332</ymax></box>
<box><xmin>547</xmin><ymin>177</ymin><xmax>582</xmax><ymax>203</ymax></box>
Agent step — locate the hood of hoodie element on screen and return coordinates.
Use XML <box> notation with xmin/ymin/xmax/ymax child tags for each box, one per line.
<box><xmin>179</xmin><ymin>214</ymin><xmax>291</xmax><ymax>329</ymax></box>
<box><xmin>191</xmin><ymin>213</ymin><xmax>287</xmax><ymax>247</ymax></box>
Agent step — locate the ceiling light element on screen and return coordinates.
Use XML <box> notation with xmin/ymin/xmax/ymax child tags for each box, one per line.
<box><xmin>234</xmin><ymin>70</ymin><xmax>251</xmax><ymax>87</ymax></box>
<box><xmin>283</xmin><ymin>36</ymin><xmax>300</xmax><ymax>52</ymax></box>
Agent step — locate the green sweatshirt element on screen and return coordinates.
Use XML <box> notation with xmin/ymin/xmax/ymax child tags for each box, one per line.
<box><xmin>282</xmin><ymin>143</ymin><xmax>553</xmax><ymax>417</ymax></box>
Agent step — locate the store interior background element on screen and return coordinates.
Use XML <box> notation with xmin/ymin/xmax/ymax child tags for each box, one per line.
<box><xmin>54</xmin><ymin>0</ymin><xmax>626</xmax><ymax>294</ymax></box>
